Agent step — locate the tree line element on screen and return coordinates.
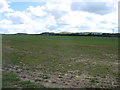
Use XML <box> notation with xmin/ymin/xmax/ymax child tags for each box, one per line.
<box><xmin>40</xmin><ymin>32</ymin><xmax>120</xmax><ymax>37</ymax></box>
<box><xmin>5</xmin><ymin>32</ymin><xmax>119</xmax><ymax>37</ymax></box>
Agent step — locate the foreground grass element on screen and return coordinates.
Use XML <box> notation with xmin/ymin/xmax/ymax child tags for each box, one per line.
<box><xmin>2</xmin><ymin>71</ymin><xmax>60</xmax><ymax>90</ymax></box>
<box><xmin>2</xmin><ymin>35</ymin><xmax>119</xmax><ymax>88</ymax></box>
<box><xmin>2</xmin><ymin>72</ymin><xmax>46</xmax><ymax>88</ymax></box>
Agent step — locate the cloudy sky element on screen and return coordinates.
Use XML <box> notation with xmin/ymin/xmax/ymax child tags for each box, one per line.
<box><xmin>0</xmin><ymin>0</ymin><xmax>119</xmax><ymax>34</ymax></box>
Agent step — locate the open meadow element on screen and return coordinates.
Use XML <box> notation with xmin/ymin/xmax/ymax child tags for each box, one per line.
<box><xmin>2</xmin><ymin>35</ymin><xmax>119</xmax><ymax>88</ymax></box>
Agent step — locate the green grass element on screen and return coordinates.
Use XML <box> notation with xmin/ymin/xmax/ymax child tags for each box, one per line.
<box><xmin>2</xmin><ymin>35</ymin><xmax>119</xmax><ymax>88</ymax></box>
<box><xmin>3</xmin><ymin>35</ymin><xmax>118</xmax><ymax>64</ymax></box>
<box><xmin>2</xmin><ymin>71</ymin><xmax>61</xmax><ymax>89</ymax></box>
<box><xmin>2</xmin><ymin>72</ymin><xmax>46</xmax><ymax>88</ymax></box>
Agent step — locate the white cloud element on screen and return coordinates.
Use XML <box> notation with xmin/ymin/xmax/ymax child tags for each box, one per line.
<box><xmin>0</xmin><ymin>5</ymin><xmax>58</xmax><ymax>34</ymax></box>
<box><xmin>45</xmin><ymin>1</ymin><xmax>71</xmax><ymax>12</ymax></box>
<box><xmin>59</xmin><ymin>11</ymin><xmax>93</xmax><ymax>27</ymax></box>
<box><xmin>0</xmin><ymin>0</ymin><xmax>118</xmax><ymax>34</ymax></box>
<box><xmin>0</xmin><ymin>0</ymin><xmax>13</xmax><ymax>12</ymax></box>
<box><xmin>27</xmin><ymin>6</ymin><xmax>47</xmax><ymax>17</ymax></box>
<box><xmin>71</xmin><ymin>2</ymin><xmax>116</xmax><ymax>15</ymax></box>
<box><xmin>58</xmin><ymin>8</ymin><xmax>117</xmax><ymax>33</ymax></box>
<box><xmin>5</xmin><ymin>11</ymin><xmax>32</xmax><ymax>24</ymax></box>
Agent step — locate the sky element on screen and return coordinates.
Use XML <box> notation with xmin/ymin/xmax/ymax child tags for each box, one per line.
<box><xmin>0</xmin><ymin>0</ymin><xmax>119</xmax><ymax>34</ymax></box>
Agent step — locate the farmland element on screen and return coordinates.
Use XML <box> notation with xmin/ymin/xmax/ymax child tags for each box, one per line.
<box><xmin>2</xmin><ymin>35</ymin><xmax>119</xmax><ymax>88</ymax></box>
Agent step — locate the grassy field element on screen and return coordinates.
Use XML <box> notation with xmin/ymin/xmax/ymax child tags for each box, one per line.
<box><xmin>2</xmin><ymin>35</ymin><xmax>119</xmax><ymax>88</ymax></box>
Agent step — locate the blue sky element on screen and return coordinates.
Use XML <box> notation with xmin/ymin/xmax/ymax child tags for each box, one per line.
<box><xmin>0</xmin><ymin>0</ymin><xmax>118</xmax><ymax>34</ymax></box>
<box><xmin>9</xmin><ymin>2</ymin><xmax>46</xmax><ymax>11</ymax></box>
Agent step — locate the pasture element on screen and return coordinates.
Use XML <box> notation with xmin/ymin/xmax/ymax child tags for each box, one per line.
<box><xmin>2</xmin><ymin>35</ymin><xmax>119</xmax><ymax>88</ymax></box>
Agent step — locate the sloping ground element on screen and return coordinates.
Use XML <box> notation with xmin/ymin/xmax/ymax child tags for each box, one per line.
<box><xmin>3</xmin><ymin>63</ymin><xmax>118</xmax><ymax>88</ymax></box>
<box><xmin>2</xmin><ymin>35</ymin><xmax>119</xmax><ymax>88</ymax></box>
<box><xmin>2</xmin><ymin>71</ymin><xmax>46</xmax><ymax>88</ymax></box>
